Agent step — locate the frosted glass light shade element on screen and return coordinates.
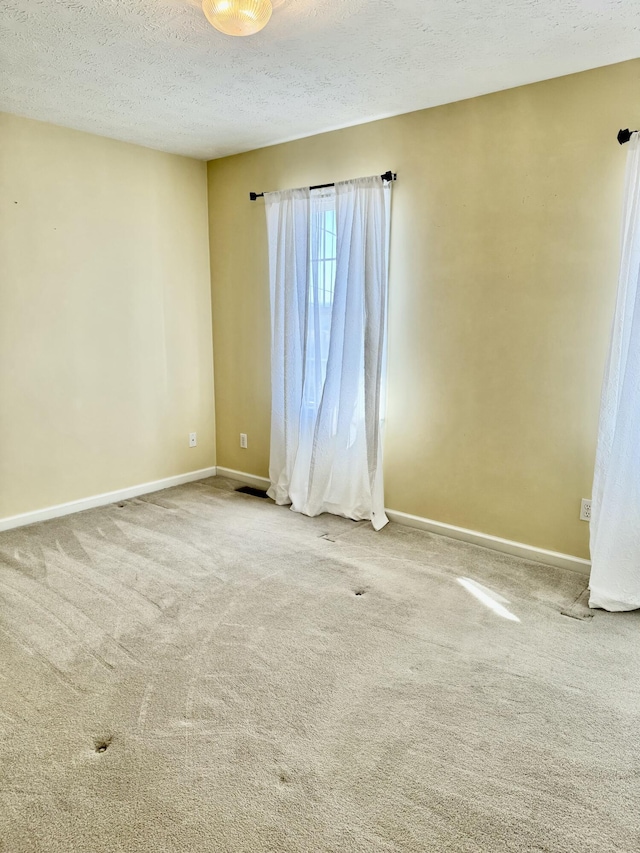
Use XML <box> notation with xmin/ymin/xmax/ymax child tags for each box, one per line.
<box><xmin>202</xmin><ymin>0</ymin><xmax>272</xmax><ymax>36</ymax></box>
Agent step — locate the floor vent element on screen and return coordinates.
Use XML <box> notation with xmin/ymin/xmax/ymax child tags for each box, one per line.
<box><xmin>235</xmin><ymin>485</ymin><xmax>270</xmax><ymax>500</ymax></box>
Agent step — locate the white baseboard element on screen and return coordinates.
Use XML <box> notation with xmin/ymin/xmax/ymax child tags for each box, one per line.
<box><xmin>0</xmin><ymin>463</ymin><xmax>591</xmax><ymax>576</ymax></box>
<box><xmin>215</xmin><ymin>467</ymin><xmax>590</xmax><ymax>575</ymax></box>
<box><xmin>385</xmin><ymin>509</ymin><xmax>590</xmax><ymax>575</ymax></box>
<box><xmin>216</xmin><ymin>466</ymin><xmax>271</xmax><ymax>490</ymax></box>
<box><xmin>0</xmin><ymin>467</ymin><xmax>218</xmax><ymax>533</ymax></box>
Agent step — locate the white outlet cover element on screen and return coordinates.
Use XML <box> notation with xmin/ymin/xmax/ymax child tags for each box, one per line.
<box><xmin>580</xmin><ymin>498</ymin><xmax>591</xmax><ymax>522</ymax></box>
<box><xmin>189</xmin><ymin>432</ymin><xmax>197</xmax><ymax>447</ymax></box>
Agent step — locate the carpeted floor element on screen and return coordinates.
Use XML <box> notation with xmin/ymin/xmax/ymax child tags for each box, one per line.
<box><xmin>1</xmin><ymin>476</ymin><xmax>639</xmax><ymax>852</ymax></box>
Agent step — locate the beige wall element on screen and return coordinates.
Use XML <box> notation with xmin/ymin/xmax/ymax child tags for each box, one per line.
<box><xmin>208</xmin><ymin>59</ymin><xmax>640</xmax><ymax>559</ymax></box>
<box><xmin>0</xmin><ymin>113</ymin><xmax>215</xmax><ymax>518</ymax></box>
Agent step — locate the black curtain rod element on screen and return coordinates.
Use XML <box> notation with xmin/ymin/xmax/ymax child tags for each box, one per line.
<box><xmin>249</xmin><ymin>170</ymin><xmax>396</xmax><ymax>201</ymax></box>
<box><xmin>618</xmin><ymin>129</ymin><xmax>638</xmax><ymax>145</ymax></box>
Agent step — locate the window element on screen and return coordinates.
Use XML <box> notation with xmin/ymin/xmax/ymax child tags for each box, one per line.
<box><xmin>304</xmin><ymin>194</ymin><xmax>337</xmax><ymax>408</ymax></box>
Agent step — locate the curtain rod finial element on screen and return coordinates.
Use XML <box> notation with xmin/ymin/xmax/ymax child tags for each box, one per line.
<box><xmin>618</xmin><ymin>128</ymin><xmax>634</xmax><ymax>145</ymax></box>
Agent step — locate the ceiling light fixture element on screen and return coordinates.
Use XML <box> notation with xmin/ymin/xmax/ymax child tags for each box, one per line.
<box><xmin>202</xmin><ymin>0</ymin><xmax>272</xmax><ymax>36</ymax></box>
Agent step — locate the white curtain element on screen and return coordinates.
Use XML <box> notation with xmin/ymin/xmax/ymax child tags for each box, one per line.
<box><xmin>265</xmin><ymin>176</ymin><xmax>391</xmax><ymax>530</ymax></box>
<box><xmin>589</xmin><ymin>132</ymin><xmax>640</xmax><ymax>611</ymax></box>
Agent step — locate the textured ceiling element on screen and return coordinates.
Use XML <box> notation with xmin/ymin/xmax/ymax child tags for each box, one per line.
<box><xmin>1</xmin><ymin>0</ymin><xmax>639</xmax><ymax>159</ymax></box>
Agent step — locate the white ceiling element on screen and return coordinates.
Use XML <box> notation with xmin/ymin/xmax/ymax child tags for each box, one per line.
<box><xmin>1</xmin><ymin>0</ymin><xmax>639</xmax><ymax>160</ymax></box>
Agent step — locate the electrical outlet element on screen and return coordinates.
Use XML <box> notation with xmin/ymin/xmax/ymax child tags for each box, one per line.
<box><xmin>189</xmin><ymin>432</ymin><xmax>197</xmax><ymax>448</ymax></box>
<box><xmin>240</xmin><ymin>433</ymin><xmax>248</xmax><ymax>449</ymax></box>
<box><xmin>580</xmin><ymin>498</ymin><xmax>591</xmax><ymax>522</ymax></box>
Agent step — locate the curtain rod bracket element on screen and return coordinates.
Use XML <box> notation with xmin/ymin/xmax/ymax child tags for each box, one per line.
<box><xmin>249</xmin><ymin>171</ymin><xmax>397</xmax><ymax>201</ymax></box>
<box><xmin>618</xmin><ymin>129</ymin><xmax>637</xmax><ymax>145</ymax></box>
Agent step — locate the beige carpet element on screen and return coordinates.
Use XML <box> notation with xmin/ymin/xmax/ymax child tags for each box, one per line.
<box><xmin>1</xmin><ymin>476</ymin><xmax>639</xmax><ymax>852</ymax></box>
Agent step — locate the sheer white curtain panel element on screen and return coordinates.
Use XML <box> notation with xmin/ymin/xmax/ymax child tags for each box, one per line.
<box><xmin>589</xmin><ymin>133</ymin><xmax>640</xmax><ymax>611</ymax></box>
<box><xmin>265</xmin><ymin>176</ymin><xmax>391</xmax><ymax>529</ymax></box>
